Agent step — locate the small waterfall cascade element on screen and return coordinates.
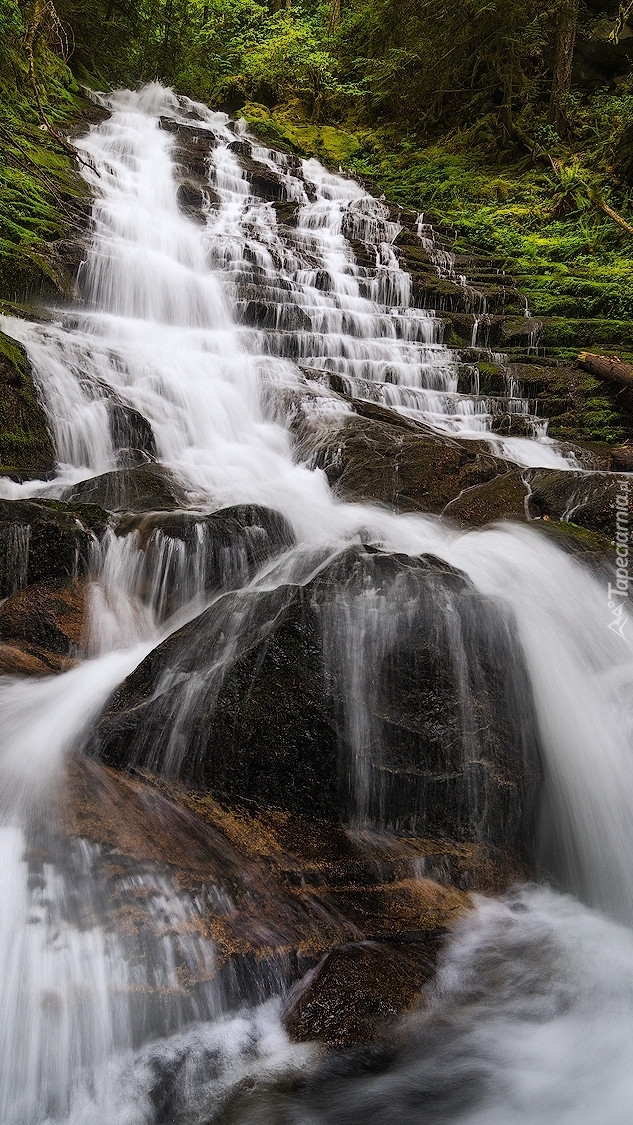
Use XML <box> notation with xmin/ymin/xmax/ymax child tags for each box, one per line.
<box><xmin>0</xmin><ymin>84</ymin><xmax>632</xmax><ymax>1123</ymax></box>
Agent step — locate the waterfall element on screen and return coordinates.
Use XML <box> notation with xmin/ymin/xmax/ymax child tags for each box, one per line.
<box><xmin>0</xmin><ymin>82</ymin><xmax>632</xmax><ymax>1122</ymax></box>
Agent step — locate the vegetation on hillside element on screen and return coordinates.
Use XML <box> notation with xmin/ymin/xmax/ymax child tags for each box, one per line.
<box><xmin>2</xmin><ymin>0</ymin><xmax>633</xmax><ymax>332</ymax></box>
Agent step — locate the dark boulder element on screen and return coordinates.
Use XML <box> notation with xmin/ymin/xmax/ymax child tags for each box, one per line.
<box><xmin>302</xmin><ymin>408</ymin><xmax>512</xmax><ymax>515</ymax></box>
<box><xmin>237</xmin><ymin>153</ymin><xmax>287</xmax><ymax>200</ymax></box>
<box><xmin>0</xmin><ymin>498</ymin><xmax>107</xmax><ymax>598</ymax></box>
<box><xmin>527</xmin><ymin>468</ymin><xmax>626</xmax><ymax>536</ymax></box>
<box><xmin>106</xmin><ymin>401</ymin><xmax>157</xmax><ymax>466</ymax></box>
<box><xmin>63</xmin><ymin>463</ymin><xmax>190</xmax><ymax>512</ymax></box>
<box><xmin>89</xmin><ymin>545</ymin><xmax>542</xmax><ymax>852</ymax></box>
<box><xmin>113</xmin><ymin>504</ymin><xmax>295</xmax><ymax>616</ymax></box>
<box><xmin>283</xmin><ymin>937</ymin><xmax>443</xmax><ymax>1048</ymax></box>
<box><xmin>443</xmin><ymin>469</ymin><xmax>530</xmax><ymax>526</ymax></box>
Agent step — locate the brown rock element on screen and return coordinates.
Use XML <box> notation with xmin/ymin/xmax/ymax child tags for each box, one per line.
<box><xmin>283</xmin><ymin>938</ymin><xmax>442</xmax><ymax>1048</ymax></box>
<box><xmin>611</xmin><ymin>445</ymin><xmax>633</xmax><ymax>472</ymax></box>
<box><xmin>0</xmin><ymin>580</ymin><xmax>87</xmax><ymax>660</ymax></box>
<box><xmin>443</xmin><ymin>470</ymin><xmax>530</xmax><ymax>526</ymax></box>
<box><xmin>0</xmin><ymin>641</ymin><xmax>78</xmax><ymax>677</ymax></box>
<box><xmin>303</xmin><ymin>412</ymin><xmax>512</xmax><ymax>515</ymax></box>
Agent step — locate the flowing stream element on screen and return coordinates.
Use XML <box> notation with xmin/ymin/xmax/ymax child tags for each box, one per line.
<box><xmin>1</xmin><ymin>84</ymin><xmax>633</xmax><ymax>1123</ymax></box>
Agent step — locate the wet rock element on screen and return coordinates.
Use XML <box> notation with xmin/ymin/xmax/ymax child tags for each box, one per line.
<box><xmin>273</xmin><ymin>200</ymin><xmax>301</xmax><ymax>227</ymax></box>
<box><xmin>116</xmin><ymin>502</ymin><xmax>293</xmax><ymax>555</ymax></box>
<box><xmin>527</xmin><ymin>469</ymin><xmax>625</xmax><ymax>536</ymax></box>
<box><xmin>0</xmin><ymin>498</ymin><xmax>107</xmax><ymax>598</ymax></box>
<box><xmin>89</xmin><ymin>545</ymin><xmax>542</xmax><ymax>852</ymax></box>
<box><xmin>113</xmin><ymin>504</ymin><xmax>295</xmax><ymax>615</ymax></box>
<box><xmin>227</xmin><ymin>139</ymin><xmax>253</xmax><ymax>159</ymax></box>
<box><xmin>0</xmin><ymin>580</ymin><xmax>87</xmax><ymax>661</ymax></box>
<box><xmin>501</xmin><ymin>316</ymin><xmax>543</xmax><ymax>344</ymax></box>
<box><xmin>50</xmin><ymin>760</ymin><xmax>528</xmax><ymax>1058</ymax></box>
<box><xmin>64</xmin><ymin>463</ymin><xmax>190</xmax><ymax>512</ymax></box>
<box><xmin>0</xmin><ymin>331</ymin><xmax>55</xmax><ymax>480</ymax></box>
<box><xmin>283</xmin><ymin>937</ymin><xmax>442</xmax><ymax>1048</ymax></box>
<box><xmin>443</xmin><ymin>470</ymin><xmax>530</xmax><ymax>526</ymax></box>
<box><xmin>57</xmin><ymin>759</ymin><xmax>516</xmax><ymax>1013</ymax></box>
<box><xmin>302</xmin><ymin>409</ymin><xmax>512</xmax><ymax>515</ymax></box>
<box><xmin>442</xmin><ymin>469</ymin><xmax>615</xmax><ymax>561</ymax></box>
<box><xmin>176</xmin><ymin>179</ymin><xmax>220</xmax><ymax>221</ymax></box>
<box><xmin>106</xmin><ymin>401</ymin><xmax>157</xmax><ymax>465</ymax></box>
<box><xmin>236</xmin><ymin>153</ymin><xmax>287</xmax><ymax>200</ymax></box>
<box><xmin>0</xmin><ymin>640</ymin><xmax>78</xmax><ymax>677</ymax></box>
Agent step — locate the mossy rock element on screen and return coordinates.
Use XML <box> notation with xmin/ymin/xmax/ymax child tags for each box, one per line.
<box><xmin>443</xmin><ymin>469</ymin><xmax>529</xmax><ymax>526</ymax></box>
<box><xmin>63</xmin><ymin>464</ymin><xmax>191</xmax><ymax>512</ymax></box>
<box><xmin>305</xmin><ymin>410</ymin><xmax>511</xmax><ymax>515</ymax></box>
<box><xmin>541</xmin><ymin>318</ymin><xmax>633</xmax><ymax>350</ymax></box>
<box><xmin>0</xmin><ymin>497</ymin><xmax>108</xmax><ymax>598</ymax></box>
<box><xmin>0</xmin><ymin>330</ymin><xmax>55</xmax><ymax>478</ymax></box>
<box><xmin>242</xmin><ymin>102</ymin><xmax>362</xmax><ymax>166</ymax></box>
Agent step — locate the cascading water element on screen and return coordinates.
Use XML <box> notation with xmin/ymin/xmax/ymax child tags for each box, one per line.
<box><xmin>0</xmin><ymin>83</ymin><xmax>632</xmax><ymax>1123</ymax></box>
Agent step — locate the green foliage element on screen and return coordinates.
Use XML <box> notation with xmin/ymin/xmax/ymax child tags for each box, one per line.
<box><xmin>238</xmin><ymin>15</ymin><xmax>341</xmax><ymax>114</ymax></box>
<box><xmin>0</xmin><ymin>0</ymin><xmax>22</xmax><ymax>38</ymax></box>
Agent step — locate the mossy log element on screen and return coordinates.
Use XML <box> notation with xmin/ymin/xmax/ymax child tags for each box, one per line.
<box><xmin>578</xmin><ymin>352</ymin><xmax>633</xmax><ymax>389</ymax></box>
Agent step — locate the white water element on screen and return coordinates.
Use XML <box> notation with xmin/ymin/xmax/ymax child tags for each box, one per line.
<box><xmin>0</xmin><ymin>84</ymin><xmax>631</xmax><ymax>1122</ymax></box>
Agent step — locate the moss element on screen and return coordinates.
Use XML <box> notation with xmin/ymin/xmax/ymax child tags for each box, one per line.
<box><xmin>241</xmin><ymin>102</ymin><xmax>363</xmax><ymax>166</ymax></box>
<box><xmin>541</xmin><ymin>318</ymin><xmax>633</xmax><ymax>349</ymax></box>
<box><xmin>0</xmin><ymin>43</ymin><xmax>92</xmax><ymax>309</ymax></box>
<box><xmin>0</xmin><ymin>330</ymin><xmax>55</xmax><ymax>478</ymax></box>
<box><xmin>537</xmin><ymin>519</ymin><xmax>612</xmax><ymax>560</ymax></box>
<box><xmin>476</xmin><ymin>361</ymin><xmax>505</xmax><ymax>394</ymax></box>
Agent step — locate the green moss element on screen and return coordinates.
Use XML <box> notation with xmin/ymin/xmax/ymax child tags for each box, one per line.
<box><xmin>241</xmin><ymin>102</ymin><xmax>363</xmax><ymax>165</ymax></box>
<box><xmin>0</xmin><ymin>330</ymin><xmax>54</xmax><ymax>478</ymax></box>
<box><xmin>475</xmin><ymin>361</ymin><xmax>505</xmax><ymax>394</ymax></box>
<box><xmin>0</xmin><ymin>42</ymin><xmax>91</xmax><ymax>309</ymax></box>
<box><xmin>541</xmin><ymin>318</ymin><xmax>633</xmax><ymax>349</ymax></box>
<box><xmin>537</xmin><ymin>519</ymin><xmax>612</xmax><ymax>560</ymax></box>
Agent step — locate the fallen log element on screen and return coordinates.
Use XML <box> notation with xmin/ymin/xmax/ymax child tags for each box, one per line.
<box><xmin>578</xmin><ymin>352</ymin><xmax>633</xmax><ymax>389</ymax></box>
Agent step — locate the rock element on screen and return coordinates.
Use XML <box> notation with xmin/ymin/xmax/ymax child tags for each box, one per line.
<box><xmin>501</xmin><ymin>316</ymin><xmax>543</xmax><ymax>344</ymax></box>
<box><xmin>0</xmin><ymin>580</ymin><xmax>87</xmax><ymax>660</ymax></box>
<box><xmin>444</xmin><ymin>464</ymin><xmax>629</xmax><ymax>538</ymax></box>
<box><xmin>89</xmin><ymin>545</ymin><xmax>542</xmax><ymax>852</ymax></box>
<box><xmin>0</xmin><ymin>331</ymin><xmax>55</xmax><ymax>480</ymax></box>
<box><xmin>227</xmin><ymin>139</ymin><xmax>253</xmax><ymax>159</ymax></box>
<box><xmin>442</xmin><ymin>466</ymin><xmax>617</xmax><ymax>561</ymax></box>
<box><xmin>55</xmin><ymin>759</ymin><xmax>522</xmax><ymax>1024</ymax></box>
<box><xmin>63</xmin><ymin>463</ymin><xmax>190</xmax><ymax>512</ymax></box>
<box><xmin>117</xmin><ymin>502</ymin><xmax>293</xmax><ymax>560</ymax></box>
<box><xmin>0</xmin><ymin>641</ymin><xmax>78</xmax><ymax>677</ymax></box>
<box><xmin>527</xmin><ymin>469</ymin><xmax>626</xmax><ymax>536</ymax></box>
<box><xmin>236</xmin><ymin>153</ymin><xmax>287</xmax><ymax>200</ymax></box>
<box><xmin>611</xmin><ymin>445</ymin><xmax>633</xmax><ymax>473</ymax></box>
<box><xmin>283</xmin><ymin>937</ymin><xmax>443</xmax><ymax>1048</ymax></box>
<box><xmin>443</xmin><ymin>470</ymin><xmax>529</xmax><ymax>526</ymax></box>
<box><xmin>113</xmin><ymin>504</ymin><xmax>295</xmax><ymax>616</ymax></box>
<box><xmin>272</xmin><ymin>200</ymin><xmax>301</xmax><ymax>227</ymax></box>
<box><xmin>302</xmin><ymin>408</ymin><xmax>513</xmax><ymax>515</ymax></box>
<box><xmin>106</xmin><ymin>402</ymin><xmax>157</xmax><ymax>465</ymax></box>
<box><xmin>0</xmin><ymin>498</ymin><xmax>107</xmax><ymax>598</ymax></box>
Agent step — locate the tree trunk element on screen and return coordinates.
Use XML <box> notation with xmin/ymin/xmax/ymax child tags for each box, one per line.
<box><xmin>578</xmin><ymin>353</ymin><xmax>633</xmax><ymax>389</ymax></box>
<box><xmin>329</xmin><ymin>0</ymin><xmax>341</xmax><ymax>32</ymax></box>
<box><xmin>598</xmin><ymin>198</ymin><xmax>633</xmax><ymax>237</ymax></box>
<box><xmin>549</xmin><ymin>0</ymin><xmax>579</xmax><ymax>134</ymax></box>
